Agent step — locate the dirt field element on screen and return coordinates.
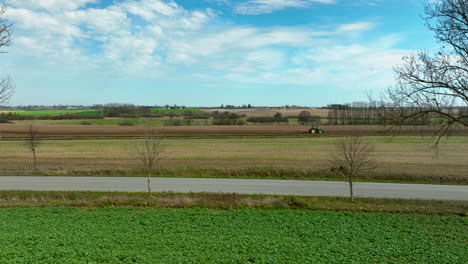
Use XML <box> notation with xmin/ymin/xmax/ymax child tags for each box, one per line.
<box><xmin>1</xmin><ymin>124</ymin><xmax>465</xmax><ymax>137</ymax></box>
<box><xmin>201</xmin><ymin>108</ymin><xmax>330</xmax><ymax>117</ymax></box>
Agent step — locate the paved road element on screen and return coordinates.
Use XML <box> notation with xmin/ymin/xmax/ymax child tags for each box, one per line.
<box><xmin>0</xmin><ymin>176</ymin><xmax>466</xmax><ymax>201</ymax></box>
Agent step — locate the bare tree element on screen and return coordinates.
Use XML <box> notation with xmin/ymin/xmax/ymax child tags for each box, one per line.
<box><xmin>24</xmin><ymin>124</ymin><xmax>41</xmax><ymax>170</ymax></box>
<box><xmin>0</xmin><ymin>5</ymin><xmax>14</xmax><ymax>104</ymax></box>
<box><xmin>135</xmin><ymin>127</ymin><xmax>164</xmax><ymax>197</ymax></box>
<box><xmin>387</xmin><ymin>0</ymin><xmax>467</xmax><ymax>145</ymax></box>
<box><xmin>331</xmin><ymin>136</ymin><xmax>376</xmax><ymax>202</ymax></box>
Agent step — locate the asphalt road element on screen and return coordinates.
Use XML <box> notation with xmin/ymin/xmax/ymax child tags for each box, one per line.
<box><xmin>0</xmin><ymin>176</ymin><xmax>467</xmax><ymax>201</ymax></box>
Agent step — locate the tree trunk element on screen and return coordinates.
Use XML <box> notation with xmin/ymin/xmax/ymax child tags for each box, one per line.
<box><xmin>348</xmin><ymin>175</ymin><xmax>354</xmax><ymax>202</ymax></box>
<box><xmin>147</xmin><ymin>172</ymin><xmax>152</xmax><ymax>198</ymax></box>
<box><xmin>32</xmin><ymin>148</ymin><xmax>37</xmax><ymax>170</ymax></box>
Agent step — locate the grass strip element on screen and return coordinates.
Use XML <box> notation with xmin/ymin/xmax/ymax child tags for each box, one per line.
<box><xmin>0</xmin><ymin>190</ymin><xmax>466</xmax><ymax>216</ymax></box>
<box><xmin>2</xmin><ymin>167</ymin><xmax>466</xmax><ymax>185</ymax></box>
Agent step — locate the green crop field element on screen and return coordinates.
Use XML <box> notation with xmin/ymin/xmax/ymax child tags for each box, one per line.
<box><xmin>12</xmin><ymin>118</ymin><xmax>213</xmax><ymax>126</ymax></box>
<box><xmin>2</xmin><ymin>108</ymin><xmax>203</xmax><ymax>118</ymax></box>
<box><xmin>0</xmin><ymin>207</ymin><xmax>465</xmax><ymax>263</ymax></box>
<box><xmin>13</xmin><ymin>118</ymin><xmax>166</xmax><ymax>126</ymax></box>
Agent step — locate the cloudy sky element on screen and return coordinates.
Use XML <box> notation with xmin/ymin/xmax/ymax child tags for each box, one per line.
<box><xmin>2</xmin><ymin>0</ymin><xmax>436</xmax><ymax>106</ymax></box>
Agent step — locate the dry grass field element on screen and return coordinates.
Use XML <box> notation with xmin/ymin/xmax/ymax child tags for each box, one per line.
<box><xmin>0</xmin><ymin>136</ymin><xmax>467</xmax><ymax>183</ymax></box>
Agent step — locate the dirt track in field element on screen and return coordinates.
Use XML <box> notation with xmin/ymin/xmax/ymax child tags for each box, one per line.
<box><xmin>1</xmin><ymin>124</ymin><xmax>464</xmax><ymax>137</ymax></box>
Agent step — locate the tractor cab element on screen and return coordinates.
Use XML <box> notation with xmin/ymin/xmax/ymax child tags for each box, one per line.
<box><xmin>298</xmin><ymin>125</ymin><xmax>325</xmax><ymax>134</ymax></box>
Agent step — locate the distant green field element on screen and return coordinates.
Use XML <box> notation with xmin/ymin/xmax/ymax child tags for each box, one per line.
<box><xmin>3</xmin><ymin>109</ymin><xmax>101</xmax><ymax>116</ymax></box>
<box><xmin>2</xmin><ymin>108</ymin><xmax>201</xmax><ymax>116</ymax></box>
<box><xmin>12</xmin><ymin>118</ymin><xmax>212</xmax><ymax>126</ymax></box>
<box><xmin>0</xmin><ymin>207</ymin><xmax>465</xmax><ymax>263</ymax></box>
<box><xmin>12</xmin><ymin>118</ymin><xmax>145</xmax><ymax>126</ymax></box>
<box><xmin>151</xmin><ymin>108</ymin><xmax>203</xmax><ymax>113</ymax></box>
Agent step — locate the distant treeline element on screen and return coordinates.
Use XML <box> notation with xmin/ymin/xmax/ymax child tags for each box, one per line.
<box><xmin>0</xmin><ymin>112</ymin><xmax>103</xmax><ymax>122</ymax></box>
<box><xmin>212</xmin><ymin>111</ymin><xmax>246</xmax><ymax>125</ymax></box>
<box><xmin>326</xmin><ymin>102</ymin><xmax>468</xmax><ymax>125</ymax></box>
<box><xmin>102</xmin><ymin>104</ymin><xmax>207</xmax><ymax>118</ymax></box>
<box><xmin>247</xmin><ymin>112</ymin><xmax>288</xmax><ymax>124</ymax></box>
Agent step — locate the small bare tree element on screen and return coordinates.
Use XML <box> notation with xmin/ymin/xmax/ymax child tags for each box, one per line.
<box><xmin>136</xmin><ymin>127</ymin><xmax>164</xmax><ymax>197</ymax></box>
<box><xmin>24</xmin><ymin>124</ymin><xmax>41</xmax><ymax>170</ymax></box>
<box><xmin>331</xmin><ymin>136</ymin><xmax>376</xmax><ymax>202</ymax></box>
<box><xmin>0</xmin><ymin>5</ymin><xmax>14</xmax><ymax>104</ymax></box>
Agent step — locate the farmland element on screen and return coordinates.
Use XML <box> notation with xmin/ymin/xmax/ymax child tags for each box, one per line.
<box><xmin>0</xmin><ymin>108</ymin><xmax>203</xmax><ymax>117</ymax></box>
<box><xmin>11</xmin><ymin>118</ymin><xmax>168</xmax><ymax>126</ymax></box>
<box><xmin>0</xmin><ymin>207</ymin><xmax>465</xmax><ymax>263</ymax></box>
<box><xmin>151</xmin><ymin>108</ymin><xmax>203</xmax><ymax>113</ymax></box>
<box><xmin>2</xmin><ymin>123</ymin><xmax>467</xmax><ymax>137</ymax></box>
<box><xmin>0</xmin><ymin>135</ymin><xmax>467</xmax><ymax>184</ymax></box>
<box><xmin>201</xmin><ymin>107</ymin><xmax>330</xmax><ymax>117</ymax></box>
<box><xmin>0</xmin><ymin>109</ymin><xmax>102</xmax><ymax>116</ymax></box>
<box><xmin>1</xmin><ymin>107</ymin><xmax>321</xmax><ymax>117</ymax></box>
<box><xmin>3</xmin><ymin>106</ymin><xmax>464</xmax><ymax>127</ymax></box>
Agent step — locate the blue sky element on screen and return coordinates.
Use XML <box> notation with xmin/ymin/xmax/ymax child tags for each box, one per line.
<box><xmin>2</xmin><ymin>0</ymin><xmax>436</xmax><ymax>106</ymax></box>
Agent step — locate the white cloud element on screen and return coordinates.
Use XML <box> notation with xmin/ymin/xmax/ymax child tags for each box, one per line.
<box><xmin>121</xmin><ymin>0</ymin><xmax>179</xmax><ymax>20</ymax></box>
<box><xmin>168</xmin><ymin>26</ymin><xmax>330</xmax><ymax>65</ymax></box>
<box><xmin>120</xmin><ymin>0</ymin><xmax>214</xmax><ymax>30</ymax></box>
<box><xmin>293</xmin><ymin>44</ymin><xmax>406</xmax><ymax>74</ymax></box>
<box><xmin>5</xmin><ymin>0</ymin><xmax>404</xmax><ymax>93</ymax></box>
<box><xmin>337</xmin><ymin>22</ymin><xmax>375</xmax><ymax>32</ymax></box>
<box><xmin>6</xmin><ymin>0</ymin><xmax>215</xmax><ymax>72</ymax></box>
<box><xmin>7</xmin><ymin>8</ymin><xmax>83</xmax><ymax>37</ymax></box>
<box><xmin>63</xmin><ymin>6</ymin><xmax>130</xmax><ymax>35</ymax></box>
<box><xmin>234</xmin><ymin>0</ymin><xmax>334</xmax><ymax>15</ymax></box>
<box><xmin>193</xmin><ymin>35</ymin><xmax>409</xmax><ymax>93</ymax></box>
<box><xmin>6</xmin><ymin>0</ymin><xmax>97</xmax><ymax>12</ymax></box>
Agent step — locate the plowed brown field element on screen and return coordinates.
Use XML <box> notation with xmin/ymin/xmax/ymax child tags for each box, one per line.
<box><xmin>0</xmin><ymin>124</ymin><xmax>466</xmax><ymax>137</ymax></box>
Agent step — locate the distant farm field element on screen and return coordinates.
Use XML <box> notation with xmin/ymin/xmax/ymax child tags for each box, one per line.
<box><xmin>11</xmin><ymin>118</ymin><xmax>216</xmax><ymax>126</ymax></box>
<box><xmin>1</xmin><ymin>108</ymin><xmax>203</xmax><ymax>117</ymax></box>
<box><xmin>1</xmin><ymin>135</ymin><xmax>467</xmax><ymax>183</ymax></box>
<box><xmin>151</xmin><ymin>108</ymin><xmax>203</xmax><ymax>113</ymax></box>
<box><xmin>12</xmin><ymin>118</ymin><xmax>167</xmax><ymax>126</ymax></box>
<box><xmin>2</xmin><ymin>109</ymin><xmax>101</xmax><ymax>116</ymax></box>
<box><xmin>0</xmin><ymin>207</ymin><xmax>465</xmax><ymax>263</ymax></box>
<box><xmin>201</xmin><ymin>108</ymin><xmax>330</xmax><ymax>117</ymax></box>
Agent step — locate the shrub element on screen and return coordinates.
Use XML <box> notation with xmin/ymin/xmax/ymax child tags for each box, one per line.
<box><xmin>247</xmin><ymin>116</ymin><xmax>289</xmax><ymax>124</ymax></box>
<box><xmin>47</xmin><ymin>114</ymin><xmax>104</xmax><ymax>120</ymax></box>
<box><xmin>118</xmin><ymin>121</ymin><xmax>135</xmax><ymax>126</ymax></box>
<box><xmin>103</xmin><ymin>104</ymin><xmax>150</xmax><ymax>117</ymax></box>
<box><xmin>212</xmin><ymin>111</ymin><xmax>246</xmax><ymax>125</ymax></box>
<box><xmin>80</xmin><ymin>121</ymin><xmax>92</xmax><ymax>125</ymax></box>
<box><xmin>163</xmin><ymin>119</ymin><xmax>185</xmax><ymax>126</ymax></box>
<box><xmin>212</xmin><ymin>118</ymin><xmax>245</xmax><ymax>125</ymax></box>
<box><xmin>192</xmin><ymin>113</ymin><xmax>211</xmax><ymax>119</ymax></box>
<box><xmin>0</xmin><ymin>113</ymin><xmax>35</xmax><ymax>120</ymax></box>
<box><xmin>297</xmin><ymin>111</ymin><xmax>321</xmax><ymax>124</ymax></box>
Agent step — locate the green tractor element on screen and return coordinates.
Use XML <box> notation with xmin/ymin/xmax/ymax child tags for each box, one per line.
<box><xmin>310</xmin><ymin>125</ymin><xmax>325</xmax><ymax>134</ymax></box>
<box><xmin>297</xmin><ymin>125</ymin><xmax>325</xmax><ymax>134</ymax></box>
